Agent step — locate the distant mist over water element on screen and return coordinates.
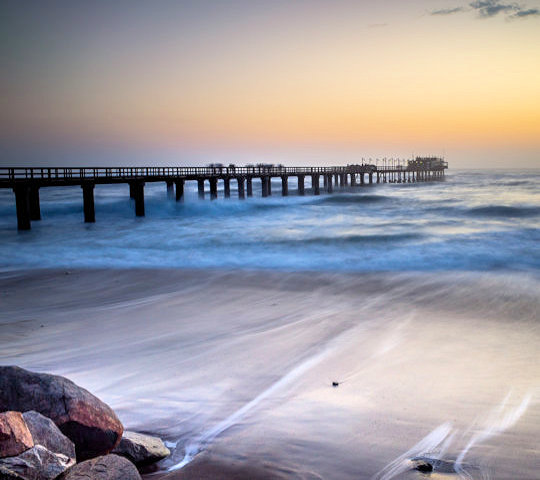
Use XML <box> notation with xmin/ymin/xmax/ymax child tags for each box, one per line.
<box><xmin>1</xmin><ymin>169</ymin><xmax>538</xmax><ymax>273</ymax></box>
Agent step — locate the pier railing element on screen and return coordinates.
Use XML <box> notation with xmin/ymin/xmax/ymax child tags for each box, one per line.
<box><xmin>0</xmin><ymin>165</ymin><xmax>383</xmax><ymax>182</ymax></box>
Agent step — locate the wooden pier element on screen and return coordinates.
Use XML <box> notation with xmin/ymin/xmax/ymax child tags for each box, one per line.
<box><xmin>0</xmin><ymin>158</ymin><xmax>448</xmax><ymax>230</ymax></box>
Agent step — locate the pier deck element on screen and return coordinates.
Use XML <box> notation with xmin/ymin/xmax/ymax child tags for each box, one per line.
<box><xmin>0</xmin><ymin>159</ymin><xmax>448</xmax><ymax>230</ymax></box>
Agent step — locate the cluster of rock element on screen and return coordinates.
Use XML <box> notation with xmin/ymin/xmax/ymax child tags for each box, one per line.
<box><xmin>0</xmin><ymin>366</ymin><xmax>170</xmax><ymax>480</ymax></box>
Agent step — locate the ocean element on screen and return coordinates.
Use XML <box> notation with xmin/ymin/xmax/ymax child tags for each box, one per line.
<box><xmin>0</xmin><ymin>168</ymin><xmax>539</xmax><ymax>480</ymax></box>
<box><xmin>0</xmin><ymin>169</ymin><xmax>539</xmax><ymax>272</ymax></box>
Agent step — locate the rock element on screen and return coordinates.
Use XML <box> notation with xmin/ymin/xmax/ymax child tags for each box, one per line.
<box><xmin>0</xmin><ymin>445</ymin><xmax>75</xmax><ymax>480</ymax></box>
<box><xmin>22</xmin><ymin>411</ymin><xmax>75</xmax><ymax>462</ymax></box>
<box><xmin>0</xmin><ymin>465</ymin><xmax>25</xmax><ymax>479</ymax></box>
<box><xmin>112</xmin><ymin>431</ymin><xmax>170</xmax><ymax>466</ymax></box>
<box><xmin>0</xmin><ymin>412</ymin><xmax>33</xmax><ymax>458</ymax></box>
<box><xmin>59</xmin><ymin>454</ymin><xmax>141</xmax><ymax>480</ymax></box>
<box><xmin>0</xmin><ymin>366</ymin><xmax>123</xmax><ymax>461</ymax></box>
<box><xmin>411</xmin><ymin>459</ymin><xmax>433</xmax><ymax>472</ymax></box>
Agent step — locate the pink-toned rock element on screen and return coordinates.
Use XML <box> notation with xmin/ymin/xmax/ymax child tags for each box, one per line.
<box><xmin>0</xmin><ymin>412</ymin><xmax>33</xmax><ymax>458</ymax></box>
<box><xmin>0</xmin><ymin>366</ymin><xmax>123</xmax><ymax>461</ymax></box>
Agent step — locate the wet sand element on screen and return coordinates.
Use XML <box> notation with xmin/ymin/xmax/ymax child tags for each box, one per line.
<box><xmin>1</xmin><ymin>269</ymin><xmax>539</xmax><ymax>479</ymax></box>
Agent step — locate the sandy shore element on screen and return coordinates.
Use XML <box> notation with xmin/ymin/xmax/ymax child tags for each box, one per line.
<box><xmin>1</xmin><ymin>268</ymin><xmax>539</xmax><ymax>479</ymax></box>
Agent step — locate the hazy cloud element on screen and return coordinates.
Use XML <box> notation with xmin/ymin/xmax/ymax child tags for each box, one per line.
<box><xmin>429</xmin><ymin>1</ymin><xmax>540</xmax><ymax>19</ymax></box>
<box><xmin>510</xmin><ymin>7</ymin><xmax>540</xmax><ymax>16</ymax></box>
<box><xmin>431</xmin><ymin>7</ymin><xmax>466</xmax><ymax>15</ymax></box>
<box><xmin>470</xmin><ymin>0</ymin><xmax>516</xmax><ymax>17</ymax></box>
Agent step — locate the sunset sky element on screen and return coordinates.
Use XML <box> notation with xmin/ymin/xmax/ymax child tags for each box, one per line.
<box><xmin>1</xmin><ymin>0</ymin><xmax>539</xmax><ymax>168</ymax></box>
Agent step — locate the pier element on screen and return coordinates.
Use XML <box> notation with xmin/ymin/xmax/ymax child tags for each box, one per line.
<box><xmin>0</xmin><ymin>158</ymin><xmax>447</xmax><ymax>230</ymax></box>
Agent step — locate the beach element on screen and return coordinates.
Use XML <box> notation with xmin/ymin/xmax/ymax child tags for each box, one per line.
<box><xmin>1</xmin><ymin>268</ymin><xmax>538</xmax><ymax>479</ymax></box>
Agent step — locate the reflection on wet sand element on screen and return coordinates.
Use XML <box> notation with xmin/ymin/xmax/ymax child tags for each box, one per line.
<box><xmin>0</xmin><ymin>269</ymin><xmax>538</xmax><ymax>479</ymax></box>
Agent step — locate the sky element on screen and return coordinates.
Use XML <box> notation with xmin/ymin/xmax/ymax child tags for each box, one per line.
<box><xmin>1</xmin><ymin>0</ymin><xmax>539</xmax><ymax>168</ymax></box>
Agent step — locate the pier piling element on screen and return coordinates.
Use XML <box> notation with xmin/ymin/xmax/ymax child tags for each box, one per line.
<box><xmin>14</xmin><ymin>184</ymin><xmax>31</xmax><ymax>231</ymax></box>
<box><xmin>312</xmin><ymin>174</ymin><xmax>320</xmax><ymax>195</ymax></box>
<box><xmin>166</xmin><ymin>181</ymin><xmax>174</xmax><ymax>199</ymax></box>
<box><xmin>326</xmin><ymin>174</ymin><xmax>333</xmax><ymax>193</ymax></box>
<box><xmin>210</xmin><ymin>178</ymin><xmax>218</xmax><ymax>200</ymax></box>
<box><xmin>298</xmin><ymin>175</ymin><xmax>305</xmax><ymax>195</ymax></box>
<box><xmin>29</xmin><ymin>186</ymin><xmax>41</xmax><ymax>221</ymax></box>
<box><xmin>82</xmin><ymin>183</ymin><xmax>95</xmax><ymax>223</ymax></box>
<box><xmin>281</xmin><ymin>176</ymin><xmax>288</xmax><ymax>196</ymax></box>
<box><xmin>175</xmin><ymin>179</ymin><xmax>184</xmax><ymax>201</ymax></box>
<box><xmin>237</xmin><ymin>177</ymin><xmax>245</xmax><ymax>199</ymax></box>
<box><xmin>198</xmin><ymin>179</ymin><xmax>205</xmax><ymax>199</ymax></box>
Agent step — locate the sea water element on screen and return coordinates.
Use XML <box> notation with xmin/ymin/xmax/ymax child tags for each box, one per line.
<box><xmin>0</xmin><ymin>168</ymin><xmax>539</xmax><ymax>480</ymax></box>
<box><xmin>0</xmin><ymin>169</ymin><xmax>539</xmax><ymax>272</ymax></box>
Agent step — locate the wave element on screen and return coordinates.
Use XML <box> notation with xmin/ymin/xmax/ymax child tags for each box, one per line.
<box><xmin>315</xmin><ymin>194</ymin><xmax>391</xmax><ymax>205</ymax></box>
<box><xmin>466</xmin><ymin>205</ymin><xmax>540</xmax><ymax>218</ymax></box>
<box><xmin>269</xmin><ymin>232</ymin><xmax>423</xmax><ymax>246</ymax></box>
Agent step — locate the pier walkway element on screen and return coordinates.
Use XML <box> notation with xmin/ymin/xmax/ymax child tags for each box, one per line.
<box><xmin>0</xmin><ymin>158</ymin><xmax>447</xmax><ymax>230</ymax></box>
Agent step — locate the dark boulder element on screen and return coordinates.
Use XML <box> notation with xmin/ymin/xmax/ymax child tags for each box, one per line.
<box><xmin>0</xmin><ymin>465</ymin><xmax>25</xmax><ymax>479</ymax></box>
<box><xmin>59</xmin><ymin>454</ymin><xmax>141</xmax><ymax>480</ymax></box>
<box><xmin>411</xmin><ymin>458</ymin><xmax>434</xmax><ymax>472</ymax></box>
<box><xmin>0</xmin><ymin>445</ymin><xmax>75</xmax><ymax>480</ymax></box>
<box><xmin>0</xmin><ymin>412</ymin><xmax>33</xmax><ymax>459</ymax></box>
<box><xmin>112</xmin><ymin>431</ymin><xmax>170</xmax><ymax>466</ymax></box>
<box><xmin>0</xmin><ymin>366</ymin><xmax>123</xmax><ymax>461</ymax></box>
<box><xmin>22</xmin><ymin>411</ymin><xmax>75</xmax><ymax>462</ymax></box>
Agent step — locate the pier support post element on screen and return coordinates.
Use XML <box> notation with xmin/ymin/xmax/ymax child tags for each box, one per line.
<box><xmin>132</xmin><ymin>181</ymin><xmax>145</xmax><ymax>216</ymax></box>
<box><xmin>129</xmin><ymin>183</ymin><xmax>135</xmax><ymax>199</ymax></box>
<box><xmin>82</xmin><ymin>183</ymin><xmax>95</xmax><ymax>223</ymax></box>
<box><xmin>237</xmin><ymin>177</ymin><xmax>245</xmax><ymax>199</ymax></box>
<box><xmin>210</xmin><ymin>178</ymin><xmax>218</xmax><ymax>200</ymax></box>
<box><xmin>326</xmin><ymin>174</ymin><xmax>333</xmax><ymax>193</ymax></box>
<box><xmin>246</xmin><ymin>177</ymin><xmax>253</xmax><ymax>197</ymax></box>
<box><xmin>360</xmin><ymin>173</ymin><xmax>364</xmax><ymax>185</ymax></box>
<box><xmin>14</xmin><ymin>184</ymin><xmax>31</xmax><ymax>231</ymax></box>
<box><xmin>312</xmin><ymin>174</ymin><xmax>320</xmax><ymax>195</ymax></box>
<box><xmin>29</xmin><ymin>186</ymin><xmax>41</xmax><ymax>221</ymax></box>
<box><xmin>262</xmin><ymin>177</ymin><xmax>269</xmax><ymax>197</ymax></box>
<box><xmin>297</xmin><ymin>175</ymin><xmax>305</xmax><ymax>195</ymax></box>
<box><xmin>175</xmin><ymin>180</ymin><xmax>184</xmax><ymax>201</ymax></box>
<box><xmin>166</xmin><ymin>181</ymin><xmax>174</xmax><ymax>199</ymax></box>
<box><xmin>350</xmin><ymin>174</ymin><xmax>356</xmax><ymax>187</ymax></box>
<box><xmin>281</xmin><ymin>176</ymin><xmax>288</xmax><ymax>196</ymax></box>
<box><xmin>334</xmin><ymin>173</ymin><xmax>339</xmax><ymax>185</ymax></box>
<box><xmin>323</xmin><ymin>175</ymin><xmax>328</xmax><ymax>189</ymax></box>
<box><xmin>223</xmin><ymin>178</ymin><xmax>230</xmax><ymax>198</ymax></box>
<box><xmin>198</xmin><ymin>179</ymin><xmax>205</xmax><ymax>199</ymax></box>
<box><xmin>369</xmin><ymin>173</ymin><xmax>373</xmax><ymax>184</ymax></box>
